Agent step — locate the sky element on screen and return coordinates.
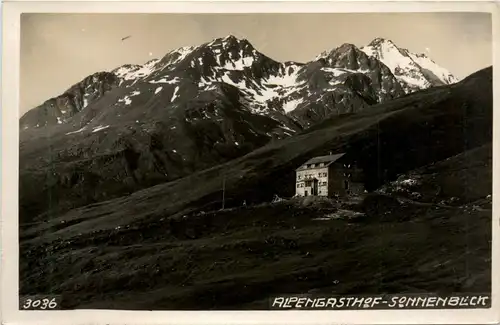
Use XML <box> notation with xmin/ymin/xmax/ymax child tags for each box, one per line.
<box><xmin>20</xmin><ymin>12</ymin><xmax>492</xmax><ymax>114</ymax></box>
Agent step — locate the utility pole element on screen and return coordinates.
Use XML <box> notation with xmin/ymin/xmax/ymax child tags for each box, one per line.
<box><xmin>222</xmin><ymin>175</ymin><xmax>226</xmax><ymax>210</ymax></box>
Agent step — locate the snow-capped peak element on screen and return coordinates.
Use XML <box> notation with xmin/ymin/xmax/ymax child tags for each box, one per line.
<box><xmin>367</xmin><ymin>37</ymin><xmax>396</xmax><ymax>47</ymax></box>
<box><xmin>207</xmin><ymin>35</ymin><xmax>251</xmax><ymax>48</ymax></box>
<box><xmin>22</xmin><ymin>34</ymin><xmax>463</xmax><ymax>134</ymax></box>
<box><xmin>361</xmin><ymin>37</ymin><xmax>458</xmax><ymax>92</ymax></box>
<box><xmin>315</xmin><ymin>43</ymin><xmax>356</xmax><ymax>61</ymax></box>
<box><xmin>223</xmin><ymin>34</ymin><xmax>239</xmax><ymax>41</ymax></box>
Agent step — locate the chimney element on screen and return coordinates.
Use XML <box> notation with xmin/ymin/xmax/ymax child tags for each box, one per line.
<box><xmin>329</xmin><ymin>151</ymin><xmax>332</xmax><ymax>155</ymax></box>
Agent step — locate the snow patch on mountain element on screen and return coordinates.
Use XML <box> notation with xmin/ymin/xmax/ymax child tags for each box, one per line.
<box><xmin>332</xmin><ymin>67</ymin><xmax>370</xmax><ymax>75</ymax></box>
<box><xmin>114</xmin><ymin>59</ymin><xmax>162</xmax><ymax>86</ymax></box>
<box><xmin>217</xmin><ymin>63</ymin><xmax>306</xmax><ymax>113</ymax></box>
<box><xmin>149</xmin><ymin>77</ymin><xmax>181</xmax><ymax>84</ymax></box>
<box><xmin>223</xmin><ymin>54</ymin><xmax>255</xmax><ymax>71</ymax></box>
<box><xmin>92</xmin><ymin>125</ymin><xmax>110</xmax><ymax>133</ymax></box>
<box><xmin>66</xmin><ymin>126</ymin><xmax>87</xmax><ymax>135</ymax></box>
<box><xmin>220</xmin><ymin>72</ymin><xmax>247</xmax><ymax>89</ymax></box>
<box><xmin>117</xmin><ymin>90</ymin><xmax>141</xmax><ymax>106</ymax></box>
<box><xmin>263</xmin><ymin>65</ymin><xmax>301</xmax><ymax>87</ymax></box>
<box><xmin>283</xmin><ymin>98</ymin><xmax>304</xmax><ymax>113</ymax></box>
<box><xmin>171</xmin><ymin>86</ymin><xmax>180</xmax><ymax>102</ymax></box>
<box><xmin>407</xmin><ymin>52</ymin><xmax>458</xmax><ymax>84</ymax></box>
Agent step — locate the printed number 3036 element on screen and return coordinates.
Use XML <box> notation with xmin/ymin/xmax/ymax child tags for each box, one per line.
<box><xmin>22</xmin><ymin>298</ymin><xmax>58</xmax><ymax>309</ymax></box>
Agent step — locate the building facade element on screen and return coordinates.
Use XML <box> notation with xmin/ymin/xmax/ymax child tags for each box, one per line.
<box><xmin>295</xmin><ymin>153</ymin><xmax>364</xmax><ymax>198</ymax></box>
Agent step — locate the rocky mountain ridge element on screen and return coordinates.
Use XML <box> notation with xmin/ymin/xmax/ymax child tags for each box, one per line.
<box><xmin>20</xmin><ymin>36</ymin><xmax>457</xmax><ymax>131</ymax></box>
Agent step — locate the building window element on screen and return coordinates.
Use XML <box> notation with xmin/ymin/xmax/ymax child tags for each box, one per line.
<box><xmin>297</xmin><ymin>184</ymin><xmax>300</xmax><ymax>188</ymax></box>
<box><xmin>319</xmin><ymin>163</ymin><xmax>324</xmax><ymax>167</ymax></box>
<box><xmin>344</xmin><ymin>180</ymin><xmax>349</xmax><ymax>190</ymax></box>
<box><xmin>322</xmin><ymin>182</ymin><xmax>327</xmax><ymax>186</ymax></box>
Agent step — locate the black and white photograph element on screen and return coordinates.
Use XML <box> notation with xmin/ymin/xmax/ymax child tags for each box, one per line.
<box><xmin>9</xmin><ymin>6</ymin><xmax>496</xmax><ymax>317</ymax></box>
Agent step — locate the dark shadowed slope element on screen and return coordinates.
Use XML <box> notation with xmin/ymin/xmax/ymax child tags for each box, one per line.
<box><xmin>379</xmin><ymin>143</ymin><xmax>492</xmax><ymax>205</ymax></box>
<box><xmin>19</xmin><ymin>147</ymin><xmax>492</xmax><ymax>309</ymax></box>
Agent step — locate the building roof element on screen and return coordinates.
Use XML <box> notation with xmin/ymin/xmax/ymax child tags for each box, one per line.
<box><xmin>296</xmin><ymin>153</ymin><xmax>346</xmax><ymax>171</ymax></box>
<box><xmin>304</xmin><ymin>153</ymin><xmax>345</xmax><ymax>165</ymax></box>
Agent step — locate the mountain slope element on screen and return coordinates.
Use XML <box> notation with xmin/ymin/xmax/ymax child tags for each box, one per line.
<box><xmin>19</xmin><ymin>67</ymin><xmax>492</xmax><ymax>309</ymax></box>
<box><xmin>21</xmin><ymin>66</ymin><xmax>491</xmax><ymax>234</ymax></box>
<box><xmin>20</xmin><ymin>72</ymin><xmax>119</xmax><ymax>129</ymax></box>
<box><xmin>18</xmin><ymin>36</ymin><xmax>460</xmax><ymax>221</ymax></box>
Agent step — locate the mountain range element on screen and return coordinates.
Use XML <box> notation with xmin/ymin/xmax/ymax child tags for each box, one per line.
<box><xmin>21</xmin><ymin>36</ymin><xmax>457</xmax><ymax>132</ymax></box>
<box><xmin>19</xmin><ymin>54</ymin><xmax>492</xmax><ymax>309</ymax></box>
<box><xmin>19</xmin><ymin>36</ymin><xmax>460</xmax><ymax>219</ymax></box>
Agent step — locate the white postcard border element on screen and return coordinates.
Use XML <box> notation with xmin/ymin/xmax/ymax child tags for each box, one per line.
<box><xmin>2</xmin><ymin>1</ymin><xmax>499</xmax><ymax>324</ymax></box>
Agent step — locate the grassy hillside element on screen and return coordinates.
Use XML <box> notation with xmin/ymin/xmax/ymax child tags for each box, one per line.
<box><xmin>20</xmin><ymin>191</ymin><xmax>491</xmax><ymax>309</ymax></box>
